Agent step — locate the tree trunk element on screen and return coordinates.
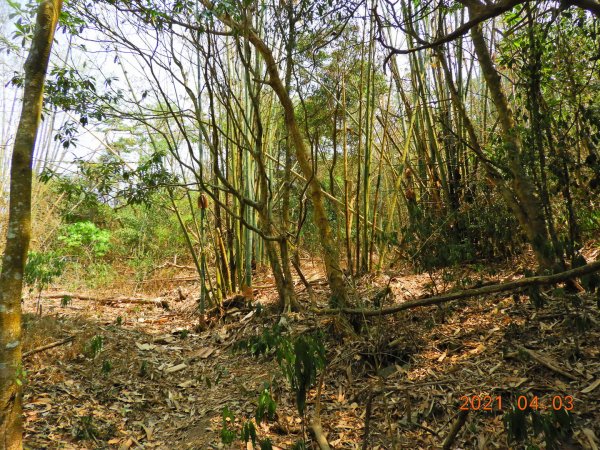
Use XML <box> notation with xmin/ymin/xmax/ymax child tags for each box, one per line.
<box><xmin>469</xmin><ymin>20</ymin><xmax>555</xmax><ymax>270</ymax></box>
<box><xmin>260</xmin><ymin>45</ymin><xmax>349</xmax><ymax>305</ymax></box>
<box><xmin>201</xmin><ymin>5</ymin><xmax>350</xmax><ymax>306</ymax></box>
<box><xmin>0</xmin><ymin>1</ymin><xmax>62</xmax><ymax>448</ymax></box>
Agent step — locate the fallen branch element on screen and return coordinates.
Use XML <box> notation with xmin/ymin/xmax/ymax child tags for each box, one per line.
<box><xmin>147</xmin><ymin>261</ymin><xmax>197</xmax><ymax>273</ymax></box>
<box><xmin>441</xmin><ymin>410</ymin><xmax>469</xmax><ymax>450</ymax></box>
<box><xmin>314</xmin><ymin>259</ymin><xmax>600</xmax><ymax>317</ymax></box>
<box><xmin>40</xmin><ymin>292</ymin><xmax>168</xmax><ymax>307</ymax></box>
<box><xmin>23</xmin><ymin>336</ymin><xmax>74</xmax><ymax>359</ymax></box>
<box><xmin>125</xmin><ymin>276</ymin><xmax>198</xmax><ymax>284</ymax></box>
<box><xmin>362</xmin><ymin>393</ymin><xmax>374</xmax><ymax>450</ymax></box>
<box><xmin>310</xmin><ymin>369</ymin><xmax>331</xmax><ymax>450</ymax></box>
<box><xmin>102</xmin><ymin>297</ymin><xmax>169</xmax><ymax>308</ymax></box>
<box><xmin>514</xmin><ymin>345</ymin><xmax>581</xmax><ymax>381</ymax></box>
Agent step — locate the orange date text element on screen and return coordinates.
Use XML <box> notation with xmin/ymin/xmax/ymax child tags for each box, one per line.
<box><xmin>459</xmin><ymin>395</ymin><xmax>502</xmax><ymax>411</ymax></box>
<box><xmin>458</xmin><ymin>395</ymin><xmax>575</xmax><ymax>411</ymax></box>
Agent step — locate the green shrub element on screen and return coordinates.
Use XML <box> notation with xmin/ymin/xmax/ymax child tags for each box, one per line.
<box><xmin>24</xmin><ymin>251</ymin><xmax>65</xmax><ymax>292</ymax></box>
<box><xmin>58</xmin><ymin>221</ymin><xmax>110</xmax><ymax>259</ymax></box>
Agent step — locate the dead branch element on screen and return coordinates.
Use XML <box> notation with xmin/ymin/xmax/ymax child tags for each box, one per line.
<box><xmin>292</xmin><ymin>255</ymin><xmax>316</xmax><ymax>304</ymax></box>
<box><xmin>98</xmin><ymin>297</ymin><xmax>169</xmax><ymax>308</ymax></box>
<box><xmin>310</xmin><ymin>420</ymin><xmax>331</xmax><ymax>450</ymax></box>
<box><xmin>441</xmin><ymin>409</ymin><xmax>469</xmax><ymax>450</ymax></box>
<box><xmin>23</xmin><ymin>336</ymin><xmax>74</xmax><ymax>359</ymax></box>
<box><xmin>310</xmin><ymin>369</ymin><xmax>331</xmax><ymax>450</ymax></box>
<box><xmin>513</xmin><ymin>345</ymin><xmax>581</xmax><ymax>381</ymax></box>
<box><xmin>40</xmin><ymin>292</ymin><xmax>168</xmax><ymax>307</ymax></box>
<box><xmin>362</xmin><ymin>393</ymin><xmax>374</xmax><ymax>450</ymax></box>
<box><xmin>314</xmin><ymin>259</ymin><xmax>600</xmax><ymax>317</ymax></box>
<box><xmin>125</xmin><ymin>276</ymin><xmax>198</xmax><ymax>284</ymax></box>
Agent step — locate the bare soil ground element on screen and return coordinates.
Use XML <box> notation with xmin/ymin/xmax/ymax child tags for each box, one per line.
<box><xmin>21</xmin><ymin>251</ymin><xmax>600</xmax><ymax>449</ymax></box>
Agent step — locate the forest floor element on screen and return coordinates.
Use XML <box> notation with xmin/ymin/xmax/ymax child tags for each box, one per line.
<box><xmin>21</xmin><ymin>247</ymin><xmax>600</xmax><ymax>449</ymax></box>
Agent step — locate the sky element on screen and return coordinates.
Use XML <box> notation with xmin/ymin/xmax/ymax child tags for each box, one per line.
<box><xmin>0</xmin><ymin>0</ymin><xmax>435</xmax><ymax>198</ymax></box>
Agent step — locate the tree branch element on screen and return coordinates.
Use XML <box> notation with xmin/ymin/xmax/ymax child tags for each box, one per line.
<box><xmin>314</xmin><ymin>259</ymin><xmax>600</xmax><ymax>316</ymax></box>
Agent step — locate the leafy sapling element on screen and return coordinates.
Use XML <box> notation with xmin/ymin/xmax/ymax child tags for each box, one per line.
<box><xmin>84</xmin><ymin>335</ymin><xmax>103</xmax><ymax>359</ymax></box>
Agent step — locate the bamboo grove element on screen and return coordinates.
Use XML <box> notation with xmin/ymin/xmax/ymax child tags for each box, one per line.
<box><xmin>18</xmin><ymin>0</ymin><xmax>600</xmax><ymax>311</ymax></box>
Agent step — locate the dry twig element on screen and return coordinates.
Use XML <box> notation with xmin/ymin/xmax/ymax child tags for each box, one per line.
<box><xmin>514</xmin><ymin>345</ymin><xmax>581</xmax><ymax>381</ymax></box>
<box><xmin>23</xmin><ymin>336</ymin><xmax>74</xmax><ymax>359</ymax></box>
<box><xmin>441</xmin><ymin>409</ymin><xmax>469</xmax><ymax>450</ymax></box>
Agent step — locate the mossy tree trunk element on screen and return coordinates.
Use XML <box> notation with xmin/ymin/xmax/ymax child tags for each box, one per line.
<box><xmin>468</xmin><ymin>16</ymin><xmax>556</xmax><ymax>270</ymax></box>
<box><xmin>0</xmin><ymin>1</ymin><xmax>62</xmax><ymax>448</ymax></box>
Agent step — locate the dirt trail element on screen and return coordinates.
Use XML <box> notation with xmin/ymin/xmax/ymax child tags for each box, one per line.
<box><xmin>22</xmin><ymin>261</ymin><xmax>600</xmax><ymax>449</ymax></box>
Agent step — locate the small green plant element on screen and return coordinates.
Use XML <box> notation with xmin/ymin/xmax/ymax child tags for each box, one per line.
<box><xmin>220</xmin><ymin>398</ymin><xmax>276</xmax><ymax>450</ymax></box>
<box><xmin>139</xmin><ymin>360</ymin><xmax>149</xmax><ymax>377</ymax></box>
<box><xmin>220</xmin><ymin>407</ymin><xmax>236</xmax><ymax>445</ymax></box>
<box><xmin>101</xmin><ymin>359</ymin><xmax>112</xmax><ymax>375</ymax></box>
<box><xmin>61</xmin><ymin>295</ymin><xmax>72</xmax><ymax>308</ymax></box>
<box><xmin>260</xmin><ymin>439</ymin><xmax>273</xmax><ymax>450</ymax></box>
<box><xmin>73</xmin><ymin>416</ymin><xmax>99</xmax><ymax>441</ymax></box>
<box><xmin>218</xmin><ymin>404</ymin><xmax>276</xmax><ymax>448</ymax></box>
<box><xmin>277</xmin><ymin>333</ymin><xmax>327</xmax><ymax>416</ymax></box>
<box><xmin>241</xmin><ymin>420</ymin><xmax>257</xmax><ymax>446</ymax></box>
<box><xmin>84</xmin><ymin>262</ymin><xmax>116</xmax><ymax>289</ymax></box>
<box><xmin>255</xmin><ymin>386</ymin><xmax>277</xmax><ymax>423</ymax></box>
<box><xmin>115</xmin><ymin>316</ymin><xmax>123</xmax><ymax>326</ymax></box>
<box><xmin>239</xmin><ymin>326</ymin><xmax>327</xmax><ymax>418</ymax></box>
<box><xmin>235</xmin><ymin>324</ymin><xmax>283</xmax><ymax>357</ymax></box>
<box><xmin>84</xmin><ymin>335</ymin><xmax>103</xmax><ymax>359</ymax></box>
<box><xmin>290</xmin><ymin>441</ymin><xmax>307</xmax><ymax>450</ymax></box>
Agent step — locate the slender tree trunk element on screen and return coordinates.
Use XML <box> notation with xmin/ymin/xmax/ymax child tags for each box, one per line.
<box><xmin>201</xmin><ymin>7</ymin><xmax>350</xmax><ymax>305</ymax></box>
<box><xmin>0</xmin><ymin>1</ymin><xmax>62</xmax><ymax>448</ymax></box>
<box><xmin>342</xmin><ymin>77</ymin><xmax>354</xmax><ymax>275</ymax></box>
<box><xmin>279</xmin><ymin>1</ymin><xmax>301</xmax><ymax>312</ymax></box>
<box><xmin>355</xmin><ymin>22</ymin><xmax>367</xmax><ymax>274</ymax></box>
<box><xmin>361</xmin><ymin>10</ymin><xmax>376</xmax><ymax>272</ymax></box>
<box><xmin>524</xmin><ymin>11</ymin><xmax>562</xmax><ymax>266</ymax></box>
<box><xmin>469</xmin><ymin>20</ymin><xmax>555</xmax><ymax>270</ymax></box>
